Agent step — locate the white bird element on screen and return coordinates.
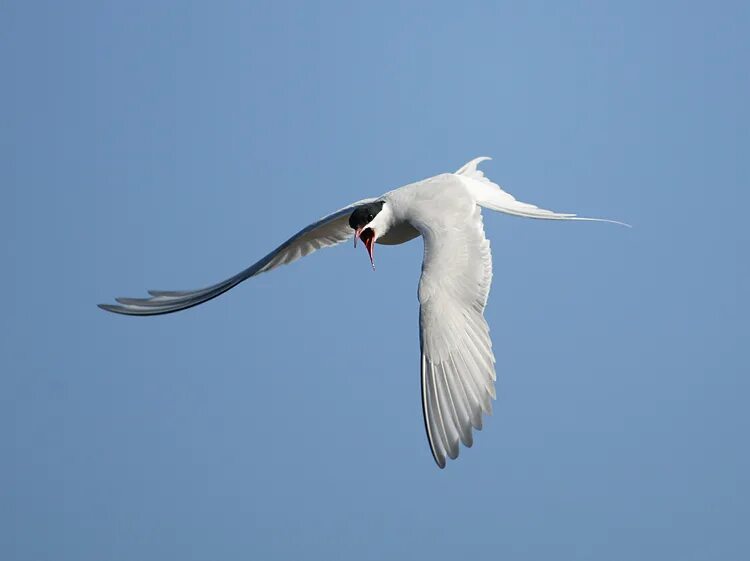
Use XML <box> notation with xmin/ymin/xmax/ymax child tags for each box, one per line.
<box><xmin>100</xmin><ymin>157</ymin><xmax>627</xmax><ymax>468</ymax></box>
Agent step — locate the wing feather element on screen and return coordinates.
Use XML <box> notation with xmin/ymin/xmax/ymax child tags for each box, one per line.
<box><xmin>440</xmin><ymin>362</ymin><xmax>473</xmax><ymax>446</ymax></box>
<box><xmin>421</xmin><ymin>357</ymin><xmax>448</xmax><ymax>468</ymax></box>
<box><xmin>449</xmin><ymin>354</ymin><xmax>483</xmax><ymax>430</ymax></box>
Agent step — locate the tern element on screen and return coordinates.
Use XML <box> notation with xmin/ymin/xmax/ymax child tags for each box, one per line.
<box><xmin>100</xmin><ymin>157</ymin><xmax>627</xmax><ymax>468</ymax></box>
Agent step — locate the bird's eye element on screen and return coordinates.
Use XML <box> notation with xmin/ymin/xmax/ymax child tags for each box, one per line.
<box><xmin>367</xmin><ymin>214</ymin><xmax>373</xmax><ymax>221</ymax></box>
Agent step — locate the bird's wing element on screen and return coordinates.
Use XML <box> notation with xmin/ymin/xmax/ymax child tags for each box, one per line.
<box><xmin>408</xmin><ymin>177</ymin><xmax>496</xmax><ymax>468</ymax></box>
<box><xmin>99</xmin><ymin>197</ymin><xmax>379</xmax><ymax>316</ymax></box>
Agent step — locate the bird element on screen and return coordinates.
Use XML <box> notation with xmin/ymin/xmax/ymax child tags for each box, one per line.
<box><xmin>99</xmin><ymin>157</ymin><xmax>627</xmax><ymax>468</ymax></box>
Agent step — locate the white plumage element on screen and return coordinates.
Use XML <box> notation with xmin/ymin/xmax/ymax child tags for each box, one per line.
<box><xmin>100</xmin><ymin>157</ymin><xmax>627</xmax><ymax>468</ymax></box>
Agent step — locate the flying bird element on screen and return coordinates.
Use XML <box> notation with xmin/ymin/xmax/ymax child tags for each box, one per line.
<box><xmin>99</xmin><ymin>157</ymin><xmax>627</xmax><ymax>468</ymax></box>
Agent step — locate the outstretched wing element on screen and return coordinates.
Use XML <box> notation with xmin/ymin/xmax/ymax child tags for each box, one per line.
<box><xmin>99</xmin><ymin>198</ymin><xmax>378</xmax><ymax>316</ymax></box>
<box><xmin>410</xmin><ymin>178</ymin><xmax>496</xmax><ymax>468</ymax></box>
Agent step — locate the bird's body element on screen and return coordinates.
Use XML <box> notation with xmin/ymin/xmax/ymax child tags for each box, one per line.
<box><xmin>100</xmin><ymin>157</ymin><xmax>626</xmax><ymax>468</ymax></box>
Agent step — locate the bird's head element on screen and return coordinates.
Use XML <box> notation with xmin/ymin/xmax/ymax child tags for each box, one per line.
<box><xmin>348</xmin><ymin>201</ymin><xmax>389</xmax><ymax>269</ymax></box>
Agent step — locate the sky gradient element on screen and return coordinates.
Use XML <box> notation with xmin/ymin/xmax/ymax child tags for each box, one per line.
<box><xmin>2</xmin><ymin>2</ymin><xmax>749</xmax><ymax>560</ymax></box>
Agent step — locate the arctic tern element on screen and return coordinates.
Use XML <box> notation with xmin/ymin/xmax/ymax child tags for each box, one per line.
<box><xmin>99</xmin><ymin>157</ymin><xmax>627</xmax><ymax>468</ymax></box>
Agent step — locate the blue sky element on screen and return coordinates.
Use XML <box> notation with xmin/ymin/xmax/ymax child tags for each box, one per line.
<box><xmin>2</xmin><ymin>1</ymin><xmax>748</xmax><ymax>560</ymax></box>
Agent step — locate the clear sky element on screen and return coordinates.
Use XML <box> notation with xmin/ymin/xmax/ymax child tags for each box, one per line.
<box><xmin>2</xmin><ymin>1</ymin><xmax>748</xmax><ymax>560</ymax></box>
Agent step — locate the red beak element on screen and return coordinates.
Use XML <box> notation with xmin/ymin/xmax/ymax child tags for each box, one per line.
<box><xmin>354</xmin><ymin>227</ymin><xmax>376</xmax><ymax>270</ymax></box>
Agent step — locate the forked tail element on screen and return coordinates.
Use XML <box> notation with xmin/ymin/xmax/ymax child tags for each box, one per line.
<box><xmin>456</xmin><ymin>157</ymin><xmax>630</xmax><ymax>227</ymax></box>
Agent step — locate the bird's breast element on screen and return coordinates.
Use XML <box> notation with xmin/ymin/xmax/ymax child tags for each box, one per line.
<box><xmin>376</xmin><ymin>221</ymin><xmax>420</xmax><ymax>245</ymax></box>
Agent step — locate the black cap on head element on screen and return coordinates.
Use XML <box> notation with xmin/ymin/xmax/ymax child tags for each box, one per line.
<box><xmin>348</xmin><ymin>201</ymin><xmax>385</xmax><ymax>230</ymax></box>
